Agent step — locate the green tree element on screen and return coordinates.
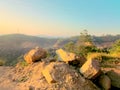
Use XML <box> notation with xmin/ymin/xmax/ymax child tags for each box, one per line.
<box><xmin>76</xmin><ymin>29</ymin><xmax>94</xmax><ymax>46</ymax></box>
<box><xmin>64</xmin><ymin>41</ymin><xmax>75</xmax><ymax>53</ymax></box>
<box><xmin>110</xmin><ymin>39</ymin><xmax>120</xmax><ymax>55</ymax></box>
<box><xmin>75</xmin><ymin>30</ymin><xmax>96</xmax><ymax>56</ymax></box>
<box><xmin>64</xmin><ymin>30</ymin><xmax>98</xmax><ymax>57</ymax></box>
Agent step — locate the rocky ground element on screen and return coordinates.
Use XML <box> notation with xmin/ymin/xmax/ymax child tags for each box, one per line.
<box><xmin>0</xmin><ymin>61</ymin><xmax>120</xmax><ymax>90</ymax></box>
<box><xmin>0</xmin><ymin>47</ymin><xmax>120</xmax><ymax>90</ymax></box>
<box><xmin>0</xmin><ymin>61</ymin><xmax>99</xmax><ymax>90</ymax></box>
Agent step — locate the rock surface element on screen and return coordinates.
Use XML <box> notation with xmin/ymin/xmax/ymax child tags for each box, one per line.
<box><xmin>42</xmin><ymin>62</ymin><xmax>99</xmax><ymax>90</ymax></box>
<box><xmin>24</xmin><ymin>47</ymin><xmax>47</xmax><ymax>64</ymax></box>
<box><xmin>106</xmin><ymin>70</ymin><xmax>120</xmax><ymax>88</ymax></box>
<box><xmin>56</xmin><ymin>49</ymin><xmax>76</xmax><ymax>63</ymax></box>
<box><xmin>0</xmin><ymin>61</ymin><xmax>100</xmax><ymax>90</ymax></box>
<box><xmin>2</xmin><ymin>47</ymin><xmax>120</xmax><ymax>90</ymax></box>
<box><xmin>80</xmin><ymin>59</ymin><xmax>100</xmax><ymax>79</ymax></box>
<box><xmin>98</xmin><ymin>74</ymin><xmax>111</xmax><ymax>90</ymax></box>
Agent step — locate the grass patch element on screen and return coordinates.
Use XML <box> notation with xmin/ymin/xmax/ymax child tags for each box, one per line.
<box><xmin>0</xmin><ymin>60</ymin><xmax>5</xmax><ymax>66</ymax></box>
<box><xmin>87</xmin><ymin>52</ymin><xmax>120</xmax><ymax>68</ymax></box>
<box><xmin>17</xmin><ymin>60</ymin><xmax>28</xmax><ymax>67</ymax></box>
<box><xmin>17</xmin><ymin>76</ymin><xmax>28</xmax><ymax>82</ymax></box>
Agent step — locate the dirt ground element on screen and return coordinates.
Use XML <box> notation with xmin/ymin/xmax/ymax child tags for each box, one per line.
<box><xmin>0</xmin><ymin>62</ymin><xmax>120</xmax><ymax>90</ymax></box>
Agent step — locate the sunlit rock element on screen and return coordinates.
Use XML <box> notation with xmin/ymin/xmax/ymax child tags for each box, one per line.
<box><xmin>80</xmin><ymin>59</ymin><xmax>100</xmax><ymax>79</ymax></box>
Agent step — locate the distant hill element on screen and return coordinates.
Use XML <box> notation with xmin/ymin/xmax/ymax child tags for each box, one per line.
<box><xmin>0</xmin><ymin>34</ymin><xmax>57</xmax><ymax>65</ymax></box>
<box><xmin>0</xmin><ymin>34</ymin><xmax>120</xmax><ymax>65</ymax></box>
<box><xmin>0</xmin><ymin>34</ymin><xmax>58</xmax><ymax>48</ymax></box>
<box><xmin>53</xmin><ymin>35</ymin><xmax>120</xmax><ymax>48</ymax></box>
<box><xmin>93</xmin><ymin>35</ymin><xmax>120</xmax><ymax>48</ymax></box>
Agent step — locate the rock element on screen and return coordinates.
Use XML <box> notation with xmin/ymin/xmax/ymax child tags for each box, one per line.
<box><xmin>80</xmin><ymin>59</ymin><xmax>101</xmax><ymax>79</ymax></box>
<box><xmin>75</xmin><ymin>56</ymin><xmax>87</xmax><ymax>67</ymax></box>
<box><xmin>106</xmin><ymin>70</ymin><xmax>120</xmax><ymax>88</ymax></box>
<box><xmin>47</xmin><ymin>48</ymin><xmax>56</xmax><ymax>57</ymax></box>
<box><xmin>56</xmin><ymin>49</ymin><xmax>76</xmax><ymax>63</ymax></box>
<box><xmin>98</xmin><ymin>74</ymin><xmax>111</xmax><ymax>90</ymax></box>
<box><xmin>29</xmin><ymin>86</ymin><xmax>35</xmax><ymax>90</ymax></box>
<box><xmin>42</xmin><ymin>62</ymin><xmax>67</xmax><ymax>83</ymax></box>
<box><xmin>24</xmin><ymin>47</ymin><xmax>47</xmax><ymax>64</ymax></box>
<box><xmin>0</xmin><ymin>61</ymin><xmax>100</xmax><ymax>90</ymax></box>
<box><xmin>56</xmin><ymin>49</ymin><xmax>86</xmax><ymax>67</ymax></box>
<box><xmin>42</xmin><ymin>62</ymin><xmax>100</xmax><ymax>90</ymax></box>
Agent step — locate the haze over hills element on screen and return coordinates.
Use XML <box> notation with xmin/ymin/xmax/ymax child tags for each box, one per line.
<box><xmin>0</xmin><ymin>34</ymin><xmax>120</xmax><ymax>65</ymax></box>
<box><xmin>0</xmin><ymin>34</ymin><xmax>58</xmax><ymax>65</ymax></box>
<box><xmin>54</xmin><ymin>35</ymin><xmax>120</xmax><ymax>48</ymax></box>
<box><xmin>0</xmin><ymin>34</ymin><xmax>58</xmax><ymax>48</ymax></box>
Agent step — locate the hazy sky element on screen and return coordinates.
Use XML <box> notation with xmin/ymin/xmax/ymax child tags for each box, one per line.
<box><xmin>0</xmin><ymin>0</ymin><xmax>120</xmax><ymax>37</ymax></box>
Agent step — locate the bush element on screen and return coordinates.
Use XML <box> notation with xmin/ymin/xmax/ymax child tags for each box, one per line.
<box><xmin>64</xmin><ymin>41</ymin><xmax>75</xmax><ymax>53</ymax></box>
<box><xmin>17</xmin><ymin>60</ymin><xmax>28</xmax><ymax>67</ymax></box>
<box><xmin>110</xmin><ymin>39</ymin><xmax>120</xmax><ymax>58</ymax></box>
<box><xmin>0</xmin><ymin>60</ymin><xmax>5</xmax><ymax>66</ymax></box>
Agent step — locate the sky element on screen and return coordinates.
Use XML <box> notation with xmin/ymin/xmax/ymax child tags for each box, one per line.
<box><xmin>0</xmin><ymin>0</ymin><xmax>120</xmax><ymax>37</ymax></box>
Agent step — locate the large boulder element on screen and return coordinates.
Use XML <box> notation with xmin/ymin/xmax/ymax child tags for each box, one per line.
<box><xmin>56</xmin><ymin>49</ymin><xmax>86</xmax><ymax>67</ymax></box>
<box><xmin>56</xmin><ymin>49</ymin><xmax>76</xmax><ymax>63</ymax></box>
<box><xmin>106</xmin><ymin>70</ymin><xmax>120</xmax><ymax>88</ymax></box>
<box><xmin>80</xmin><ymin>59</ymin><xmax>101</xmax><ymax>79</ymax></box>
<box><xmin>24</xmin><ymin>47</ymin><xmax>47</xmax><ymax>64</ymax></box>
<box><xmin>42</xmin><ymin>62</ymin><xmax>100</xmax><ymax>90</ymax></box>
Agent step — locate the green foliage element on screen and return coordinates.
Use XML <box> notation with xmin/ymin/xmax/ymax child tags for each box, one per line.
<box><xmin>75</xmin><ymin>30</ymin><xmax>98</xmax><ymax>57</ymax></box>
<box><xmin>54</xmin><ymin>55</ymin><xmax>59</xmax><ymax>60</ymax></box>
<box><xmin>0</xmin><ymin>59</ymin><xmax>5</xmax><ymax>66</ymax></box>
<box><xmin>46</xmin><ymin>52</ymin><xmax>51</xmax><ymax>58</ymax></box>
<box><xmin>101</xmin><ymin>58</ymin><xmax>120</xmax><ymax>68</ymax></box>
<box><xmin>17</xmin><ymin>76</ymin><xmax>28</xmax><ymax>82</ymax></box>
<box><xmin>64</xmin><ymin>30</ymin><xmax>100</xmax><ymax>57</ymax></box>
<box><xmin>75</xmin><ymin>45</ymin><xmax>98</xmax><ymax>57</ymax></box>
<box><xmin>64</xmin><ymin>41</ymin><xmax>75</xmax><ymax>53</ymax></box>
<box><xmin>87</xmin><ymin>52</ymin><xmax>120</xmax><ymax>68</ymax></box>
<box><xmin>76</xmin><ymin>30</ymin><xmax>93</xmax><ymax>46</ymax></box>
<box><xmin>110</xmin><ymin>39</ymin><xmax>120</xmax><ymax>54</ymax></box>
<box><xmin>18</xmin><ymin>60</ymin><xmax>28</xmax><ymax>67</ymax></box>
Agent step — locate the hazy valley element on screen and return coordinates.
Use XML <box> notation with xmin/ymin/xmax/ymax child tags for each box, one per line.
<box><xmin>0</xmin><ymin>34</ymin><xmax>120</xmax><ymax>66</ymax></box>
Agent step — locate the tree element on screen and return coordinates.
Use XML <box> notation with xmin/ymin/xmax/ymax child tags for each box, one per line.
<box><xmin>76</xmin><ymin>29</ymin><xmax>94</xmax><ymax>46</ymax></box>
<box><xmin>75</xmin><ymin>30</ymin><xmax>96</xmax><ymax>57</ymax></box>
<box><xmin>64</xmin><ymin>41</ymin><xmax>75</xmax><ymax>53</ymax></box>
<box><xmin>64</xmin><ymin>30</ymin><xmax>98</xmax><ymax>57</ymax></box>
<box><xmin>110</xmin><ymin>39</ymin><xmax>120</xmax><ymax>57</ymax></box>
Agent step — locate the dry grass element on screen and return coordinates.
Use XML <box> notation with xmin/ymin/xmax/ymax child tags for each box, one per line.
<box><xmin>0</xmin><ymin>60</ymin><xmax>5</xmax><ymax>66</ymax></box>
<box><xmin>87</xmin><ymin>53</ymin><xmax>109</xmax><ymax>60</ymax></box>
<box><xmin>87</xmin><ymin>52</ymin><xmax>120</xmax><ymax>60</ymax></box>
<box><xmin>87</xmin><ymin>52</ymin><xmax>120</xmax><ymax>68</ymax></box>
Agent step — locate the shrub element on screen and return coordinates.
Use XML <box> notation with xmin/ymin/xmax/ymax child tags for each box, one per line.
<box><xmin>17</xmin><ymin>60</ymin><xmax>28</xmax><ymax>67</ymax></box>
<box><xmin>0</xmin><ymin>60</ymin><xmax>5</xmax><ymax>66</ymax></box>
<box><xmin>110</xmin><ymin>39</ymin><xmax>120</xmax><ymax>58</ymax></box>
